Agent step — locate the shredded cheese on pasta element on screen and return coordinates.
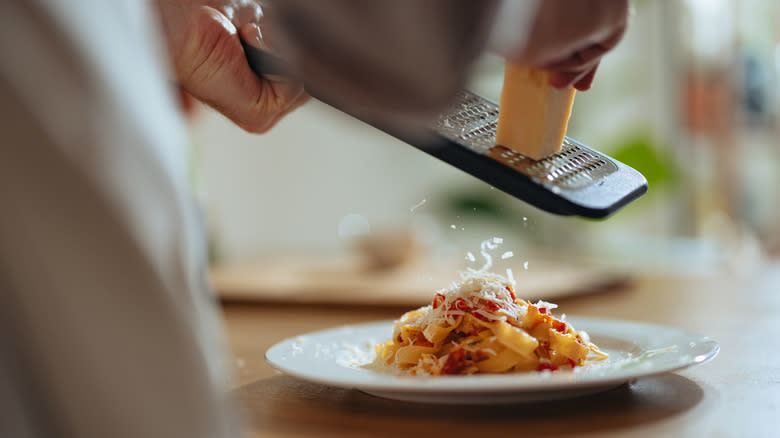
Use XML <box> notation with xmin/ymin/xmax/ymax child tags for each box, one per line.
<box><xmin>371</xmin><ymin>265</ymin><xmax>607</xmax><ymax>376</ymax></box>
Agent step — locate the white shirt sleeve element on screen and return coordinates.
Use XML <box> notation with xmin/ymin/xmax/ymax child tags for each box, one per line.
<box><xmin>0</xmin><ymin>0</ymin><xmax>238</xmax><ymax>436</ymax></box>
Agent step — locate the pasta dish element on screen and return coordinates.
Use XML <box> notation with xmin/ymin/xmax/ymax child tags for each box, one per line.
<box><xmin>371</xmin><ymin>259</ymin><xmax>607</xmax><ymax>376</ymax></box>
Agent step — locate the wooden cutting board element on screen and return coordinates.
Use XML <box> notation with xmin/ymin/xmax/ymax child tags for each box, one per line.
<box><xmin>210</xmin><ymin>254</ymin><xmax>630</xmax><ymax>307</ymax></box>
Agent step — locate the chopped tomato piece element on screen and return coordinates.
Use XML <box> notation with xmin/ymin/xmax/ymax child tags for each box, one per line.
<box><xmin>450</xmin><ymin>298</ymin><xmax>471</xmax><ymax>312</ymax></box>
<box><xmin>484</xmin><ymin>300</ymin><xmax>500</xmax><ymax>311</ymax></box>
<box><xmin>505</xmin><ymin>285</ymin><xmax>517</xmax><ymax>301</ymax></box>
<box><xmin>553</xmin><ymin>320</ymin><xmax>567</xmax><ymax>333</ymax></box>
<box><xmin>472</xmin><ymin>350</ymin><xmax>491</xmax><ymax>362</ymax></box>
<box><xmin>568</xmin><ymin>358</ymin><xmax>577</xmax><ymax>368</ymax></box>
<box><xmin>538</xmin><ymin>308</ymin><xmax>547</xmax><ymax>314</ymax></box>
<box><xmin>432</xmin><ymin>293</ymin><xmax>445</xmax><ymax>309</ymax></box>
<box><xmin>537</xmin><ymin>363</ymin><xmax>558</xmax><ymax>372</ymax></box>
<box><xmin>441</xmin><ymin>348</ymin><xmax>468</xmax><ymax>375</ymax></box>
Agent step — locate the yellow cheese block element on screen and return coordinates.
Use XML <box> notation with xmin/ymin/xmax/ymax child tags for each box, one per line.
<box><xmin>495</xmin><ymin>64</ymin><xmax>576</xmax><ymax>160</ymax></box>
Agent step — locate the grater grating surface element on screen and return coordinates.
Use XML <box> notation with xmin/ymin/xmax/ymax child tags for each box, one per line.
<box><xmin>432</xmin><ymin>91</ymin><xmax>618</xmax><ymax>192</ymax></box>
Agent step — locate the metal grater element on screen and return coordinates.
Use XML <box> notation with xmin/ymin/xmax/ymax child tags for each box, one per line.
<box><xmin>242</xmin><ymin>44</ymin><xmax>648</xmax><ymax>219</ymax></box>
<box><xmin>420</xmin><ymin>90</ymin><xmax>647</xmax><ymax>218</ymax></box>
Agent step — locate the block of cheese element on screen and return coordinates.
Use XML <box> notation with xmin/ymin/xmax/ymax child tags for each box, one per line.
<box><xmin>495</xmin><ymin>64</ymin><xmax>576</xmax><ymax>160</ymax></box>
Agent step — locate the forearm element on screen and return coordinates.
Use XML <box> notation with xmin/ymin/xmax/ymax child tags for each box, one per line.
<box><xmin>263</xmin><ymin>0</ymin><xmax>502</xmax><ymax>126</ymax></box>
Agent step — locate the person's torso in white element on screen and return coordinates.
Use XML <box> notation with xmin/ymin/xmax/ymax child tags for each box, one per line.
<box><xmin>0</xmin><ymin>1</ymin><xmax>236</xmax><ymax>436</ymax></box>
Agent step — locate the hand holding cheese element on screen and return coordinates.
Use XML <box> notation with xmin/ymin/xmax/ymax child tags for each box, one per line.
<box><xmin>493</xmin><ymin>1</ymin><xmax>628</xmax><ymax>159</ymax></box>
<box><xmin>495</xmin><ymin>64</ymin><xmax>576</xmax><ymax>160</ymax></box>
<box><xmin>504</xmin><ymin>0</ymin><xmax>629</xmax><ymax>91</ymax></box>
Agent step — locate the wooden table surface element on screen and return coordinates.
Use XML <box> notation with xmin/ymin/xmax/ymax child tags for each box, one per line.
<box><xmin>221</xmin><ymin>262</ymin><xmax>780</xmax><ymax>438</ymax></box>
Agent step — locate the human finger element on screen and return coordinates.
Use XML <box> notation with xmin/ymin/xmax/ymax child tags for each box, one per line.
<box><xmin>541</xmin><ymin>43</ymin><xmax>605</xmax><ymax>73</ymax></box>
<box><xmin>238</xmin><ymin>23</ymin><xmax>308</xmax><ymax>113</ymax></box>
<box><xmin>573</xmin><ymin>65</ymin><xmax>599</xmax><ymax>91</ymax></box>
<box><xmin>176</xmin><ymin>7</ymin><xmax>304</xmax><ymax>133</ymax></box>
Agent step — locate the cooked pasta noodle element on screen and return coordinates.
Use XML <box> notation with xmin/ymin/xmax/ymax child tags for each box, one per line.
<box><xmin>371</xmin><ymin>268</ymin><xmax>607</xmax><ymax>375</ymax></box>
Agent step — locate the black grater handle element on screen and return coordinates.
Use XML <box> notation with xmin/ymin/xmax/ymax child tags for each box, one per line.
<box><xmin>241</xmin><ymin>41</ymin><xmax>291</xmax><ymax>77</ymax></box>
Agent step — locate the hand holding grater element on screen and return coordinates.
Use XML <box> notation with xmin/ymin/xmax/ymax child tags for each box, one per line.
<box><xmin>242</xmin><ymin>43</ymin><xmax>647</xmax><ymax>219</ymax></box>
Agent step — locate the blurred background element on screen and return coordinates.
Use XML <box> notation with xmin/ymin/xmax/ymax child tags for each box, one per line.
<box><xmin>188</xmin><ymin>0</ymin><xmax>778</xmax><ymax>301</ymax></box>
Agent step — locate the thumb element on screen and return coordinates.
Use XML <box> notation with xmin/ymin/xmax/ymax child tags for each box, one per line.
<box><xmin>175</xmin><ymin>6</ymin><xmax>300</xmax><ymax>133</ymax></box>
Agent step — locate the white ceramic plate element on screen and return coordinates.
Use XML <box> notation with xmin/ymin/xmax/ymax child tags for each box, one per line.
<box><xmin>265</xmin><ymin>317</ymin><xmax>718</xmax><ymax>404</ymax></box>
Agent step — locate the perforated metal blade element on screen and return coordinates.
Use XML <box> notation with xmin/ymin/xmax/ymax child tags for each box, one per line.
<box><xmin>242</xmin><ymin>44</ymin><xmax>647</xmax><ymax>218</ymax></box>
<box><xmin>418</xmin><ymin>90</ymin><xmax>648</xmax><ymax>218</ymax></box>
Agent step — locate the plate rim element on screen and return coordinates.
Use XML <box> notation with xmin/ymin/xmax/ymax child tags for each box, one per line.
<box><xmin>264</xmin><ymin>316</ymin><xmax>719</xmax><ymax>394</ymax></box>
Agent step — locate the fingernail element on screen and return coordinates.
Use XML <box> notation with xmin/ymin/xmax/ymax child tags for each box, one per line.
<box><xmin>251</xmin><ymin>23</ymin><xmax>264</xmax><ymax>46</ymax></box>
<box><xmin>243</xmin><ymin>23</ymin><xmax>267</xmax><ymax>49</ymax></box>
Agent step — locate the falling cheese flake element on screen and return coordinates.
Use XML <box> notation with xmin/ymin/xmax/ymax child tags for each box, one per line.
<box><xmin>523</xmin><ymin>261</ymin><xmax>529</xmax><ymax>270</ymax></box>
<box><xmin>501</xmin><ymin>251</ymin><xmax>514</xmax><ymax>260</ymax></box>
<box><xmin>450</xmin><ymin>224</ymin><xmax>457</xmax><ymax>229</ymax></box>
<box><xmin>410</xmin><ymin>198</ymin><xmax>427</xmax><ymax>212</ymax></box>
<box><xmin>465</xmin><ymin>252</ymin><xmax>476</xmax><ymax>262</ymax></box>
